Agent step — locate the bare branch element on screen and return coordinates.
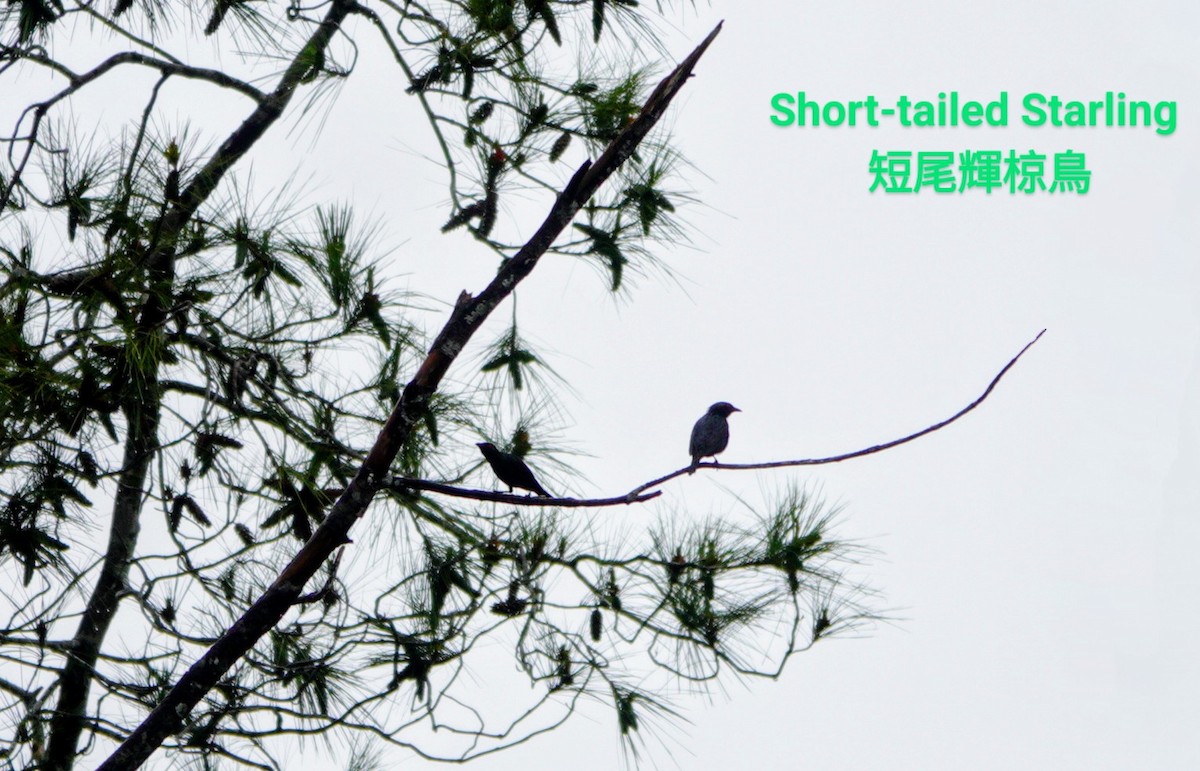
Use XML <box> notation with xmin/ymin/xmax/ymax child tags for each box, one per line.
<box><xmin>629</xmin><ymin>330</ymin><xmax>1047</xmax><ymax>497</ymax></box>
<box><xmin>386</xmin><ymin>477</ymin><xmax>662</xmax><ymax>507</ymax></box>
<box><xmin>20</xmin><ymin>49</ymin><xmax>267</xmax><ymax>102</ymax></box>
<box><xmin>389</xmin><ymin>330</ymin><xmax>1044</xmax><ymax>507</ymax></box>
<box><xmin>0</xmin><ymin>675</ymin><xmax>34</xmax><ymax>702</ymax></box>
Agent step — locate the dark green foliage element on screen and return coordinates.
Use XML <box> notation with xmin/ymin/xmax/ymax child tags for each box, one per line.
<box><xmin>760</xmin><ymin>489</ymin><xmax>837</xmax><ymax>593</ymax></box>
<box><xmin>584</xmin><ymin>73</ymin><xmax>644</xmax><ymax>141</ymax></box>
<box><xmin>574</xmin><ymin>223</ymin><xmax>626</xmax><ymax>291</ymax></box>
<box><xmin>624</xmin><ymin>182</ymin><xmax>675</xmax><ymax>236</ymax></box>
<box><xmin>0</xmin><ymin>492</ymin><xmax>69</xmax><ymax>586</ymax></box>
<box><xmin>232</xmin><ymin>219</ymin><xmax>300</xmax><ymax>299</ymax></box>
<box><xmin>9</xmin><ymin>0</ymin><xmax>62</xmax><ymax>43</ymax></box>
<box><xmin>554</xmin><ymin>645</ymin><xmax>573</xmax><ymax>687</ymax></box>
<box><xmin>0</xmin><ymin>7</ymin><xmax>874</xmax><ymax>770</ymax></box>
<box><xmin>425</xmin><ymin>542</ymin><xmax>477</xmax><ymax>622</ymax></box>
<box><xmin>481</xmin><ymin>324</ymin><xmax>540</xmax><ymax>390</ymax></box>
<box><xmin>203</xmin><ymin>0</ymin><xmax>263</xmax><ymax>37</ymax></box>
<box><xmin>264</xmin><ymin>627</ymin><xmax>346</xmax><ymax>714</ymax></box>
<box><xmin>168</xmin><ymin>492</ymin><xmax>211</xmax><ymax>531</ymax></box>
<box><xmin>466</xmin><ymin>0</ymin><xmax>515</xmax><ymax>36</ymax></box>
<box><xmin>525</xmin><ymin>0</ymin><xmax>560</xmax><ymax>44</ymax></box>
<box><xmin>615</xmin><ymin>688</ymin><xmax>637</xmax><ymax>735</ymax></box>
<box><xmin>204</xmin><ymin>0</ymin><xmax>232</xmax><ymax>36</ymax></box>
<box><xmin>194</xmin><ymin>430</ymin><xmax>243</xmax><ymax>477</ymax></box>
<box><xmin>492</xmin><ymin>576</ymin><xmax>531</xmax><ymax>617</ymax></box>
<box><xmin>261</xmin><ymin>470</ymin><xmax>335</xmax><ymax>540</ymax></box>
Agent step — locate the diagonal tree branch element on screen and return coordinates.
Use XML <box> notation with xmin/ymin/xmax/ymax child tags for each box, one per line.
<box><xmin>97</xmin><ymin>22</ymin><xmax>724</xmax><ymax>771</ymax></box>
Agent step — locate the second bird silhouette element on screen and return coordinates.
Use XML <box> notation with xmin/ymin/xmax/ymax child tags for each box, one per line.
<box><xmin>477</xmin><ymin>442</ymin><xmax>552</xmax><ymax>497</ymax></box>
<box><xmin>689</xmin><ymin>402</ymin><xmax>741</xmax><ymax>473</ymax></box>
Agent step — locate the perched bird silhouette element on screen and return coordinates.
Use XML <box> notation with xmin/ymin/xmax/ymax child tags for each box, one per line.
<box><xmin>477</xmin><ymin>442</ymin><xmax>552</xmax><ymax>497</ymax></box>
<box><xmin>688</xmin><ymin>402</ymin><xmax>741</xmax><ymax>472</ymax></box>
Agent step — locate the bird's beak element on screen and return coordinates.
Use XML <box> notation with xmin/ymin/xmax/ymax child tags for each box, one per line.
<box><xmin>732</xmin><ymin>407</ymin><xmax>742</xmax><ymax>412</ymax></box>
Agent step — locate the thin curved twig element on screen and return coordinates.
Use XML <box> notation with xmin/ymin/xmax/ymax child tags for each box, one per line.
<box><xmin>627</xmin><ymin>329</ymin><xmax>1047</xmax><ymax>498</ymax></box>
<box><xmin>387</xmin><ymin>330</ymin><xmax>1045</xmax><ymax>508</ymax></box>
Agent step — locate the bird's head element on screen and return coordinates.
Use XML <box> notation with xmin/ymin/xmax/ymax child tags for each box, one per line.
<box><xmin>476</xmin><ymin>441</ymin><xmax>499</xmax><ymax>457</ymax></box>
<box><xmin>708</xmin><ymin>402</ymin><xmax>741</xmax><ymax>418</ymax></box>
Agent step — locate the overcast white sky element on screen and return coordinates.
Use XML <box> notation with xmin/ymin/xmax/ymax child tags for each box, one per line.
<box><xmin>456</xmin><ymin>2</ymin><xmax>1200</xmax><ymax>769</ymax></box>
<box><xmin>6</xmin><ymin>1</ymin><xmax>1199</xmax><ymax>769</ymax></box>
